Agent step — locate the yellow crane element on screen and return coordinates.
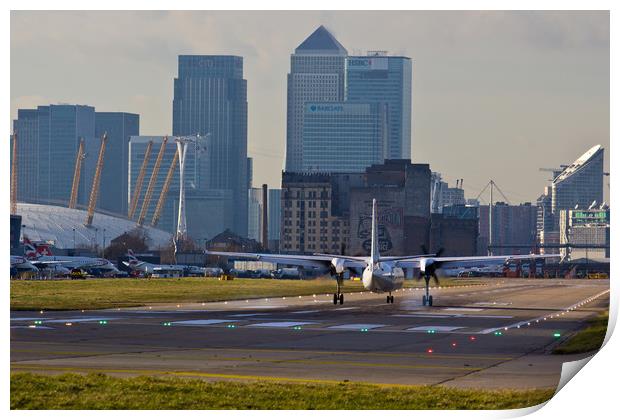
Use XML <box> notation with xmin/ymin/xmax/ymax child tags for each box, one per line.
<box><xmin>137</xmin><ymin>136</ymin><xmax>168</xmax><ymax>226</ymax></box>
<box><xmin>128</xmin><ymin>140</ymin><xmax>153</xmax><ymax>220</ymax></box>
<box><xmin>10</xmin><ymin>130</ymin><xmax>18</xmax><ymax>215</ymax></box>
<box><xmin>85</xmin><ymin>133</ymin><xmax>107</xmax><ymax>227</ymax></box>
<box><xmin>151</xmin><ymin>148</ymin><xmax>179</xmax><ymax>227</ymax></box>
<box><xmin>68</xmin><ymin>138</ymin><xmax>85</xmax><ymax>209</ymax></box>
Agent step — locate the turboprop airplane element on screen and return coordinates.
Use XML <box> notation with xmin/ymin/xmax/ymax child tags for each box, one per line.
<box><xmin>206</xmin><ymin>199</ymin><xmax>560</xmax><ymax>306</ymax></box>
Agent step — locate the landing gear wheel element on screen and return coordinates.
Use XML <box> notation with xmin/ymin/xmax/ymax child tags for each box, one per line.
<box><xmin>333</xmin><ymin>294</ymin><xmax>338</xmax><ymax>305</ymax></box>
<box><xmin>339</xmin><ymin>294</ymin><xmax>344</xmax><ymax>305</ymax></box>
<box><xmin>428</xmin><ymin>295</ymin><xmax>433</xmax><ymax>306</ymax></box>
<box><xmin>422</xmin><ymin>295</ymin><xmax>427</xmax><ymax>306</ymax></box>
<box><xmin>387</xmin><ymin>295</ymin><xmax>391</xmax><ymax>304</ymax></box>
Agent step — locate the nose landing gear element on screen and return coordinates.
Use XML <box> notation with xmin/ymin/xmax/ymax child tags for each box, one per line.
<box><xmin>386</xmin><ymin>292</ymin><xmax>394</xmax><ymax>304</ymax></box>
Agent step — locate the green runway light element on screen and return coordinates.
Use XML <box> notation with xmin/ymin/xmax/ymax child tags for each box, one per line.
<box><xmin>360</xmin><ymin>328</ymin><xmax>369</xmax><ymax>332</ymax></box>
<box><xmin>293</xmin><ymin>326</ymin><xmax>302</xmax><ymax>330</ymax></box>
<box><xmin>426</xmin><ymin>329</ymin><xmax>436</xmax><ymax>334</ymax></box>
<box><xmin>494</xmin><ymin>331</ymin><xmax>503</xmax><ymax>336</ymax></box>
<box><xmin>227</xmin><ymin>324</ymin><xmax>236</xmax><ymax>329</ymax></box>
<box><xmin>98</xmin><ymin>320</ymin><xmax>108</xmax><ymax>325</ymax></box>
<box><xmin>553</xmin><ymin>332</ymin><xmax>561</xmax><ymax>338</ymax></box>
<box><xmin>162</xmin><ymin>322</ymin><xmax>172</xmax><ymax>327</ymax></box>
<box><xmin>34</xmin><ymin>320</ymin><xmax>42</xmax><ymax>325</ymax></box>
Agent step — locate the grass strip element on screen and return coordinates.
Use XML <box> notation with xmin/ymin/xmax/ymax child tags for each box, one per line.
<box><xmin>10</xmin><ymin>277</ymin><xmax>478</xmax><ymax>311</ymax></box>
<box><xmin>553</xmin><ymin>311</ymin><xmax>609</xmax><ymax>354</ymax></box>
<box><xmin>10</xmin><ymin>372</ymin><xmax>553</xmax><ymax>410</ymax></box>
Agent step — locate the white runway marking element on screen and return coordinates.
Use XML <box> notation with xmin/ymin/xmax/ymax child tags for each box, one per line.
<box><xmin>43</xmin><ymin>317</ymin><xmax>121</xmax><ymax>323</ymax></box>
<box><xmin>230</xmin><ymin>313</ymin><xmax>264</xmax><ymax>317</ymax></box>
<box><xmin>11</xmin><ymin>317</ymin><xmax>44</xmax><ymax>321</ymax></box>
<box><xmin>247</xmin><ymin>321</ymin><xmax>316</xmax><ymax>328</ymax></box>
<box><xmin>11</xmin><ymin>325</ymin><xmax>54</xmax><ymax>330</ymax></box>
<box><xmin>333</xmin><ymin>307</ymin><xmax>359</xmax><ymax>311</ymax></box>
<box><xmin>407</xmin><ymin>326</ymin><xmax>464</xmax><ymax>332</ymax></box>
<box><xmin>328</xmin><ymin>323</ymin><xmax>386</xmax><ymax>330</ymax></box>
<box><xmin>290</xmin><ymin>310</ymin><xmax>320</xmax><ymax>314</ymax></box>
<box><xmin>172</xmin><ymin>319</ymin><xmax>235</xmax><ymax>326</ymax></box>
<box><xmin>392</xmin><ymin>314</ymin><xmax>452</xmax><ymax>318</ymax></box>
<box><xmin>241</xmin><ymin>306</ymin><xmax>286</xmax><ymax>309</ymax></box>
<box><xmin>442</xmin><ymin>307</ymin><xmax>484</xmax><ymax>312</ymax></box>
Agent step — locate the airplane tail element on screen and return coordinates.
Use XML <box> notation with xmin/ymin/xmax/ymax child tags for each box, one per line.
<box><xmin>126</xmin><ymin>249</ymin><xmax>139</xmax><ymax>265</ymax></box>
<box><xmin>23</xmin><ymin>238</ymin><xmax>39</xmax><ymax>260</ymax></box>
<box><xmin>370</xmin><ymin>199</ymin><xmax>380</xmax><ymax>264</ymax></box>
<box><xmin>36</xmin><ymin>243</ymin><xmax>53</xmax><ymax>256</ymax></box>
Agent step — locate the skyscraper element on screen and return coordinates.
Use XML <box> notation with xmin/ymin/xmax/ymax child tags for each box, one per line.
<box><xmin>286</xmin><ymin>26</ymin><xmax>347</xmax><ymax>171</ymax></box>
<box><xmin>347</xmin><ymin>54</ymin><xmax>412</xmax><ymax>159</ymax></box>
<box><xmin>302</xmin><ymin>102</ymin><xmax>387</xmax><ymax>173</ymax></box>
<box><xmin>173</xmin><ymin>55</ymin><xmax>249</xmax><ymax>236</ymax></box>
<box><xmin>12</xmin><ymin>104</ymin><xmax>96</xmax><ymax>206</ymax></box>
<box><xmin>94</xmin><ymin>112</ymin><xmax>139</xmax><ymax>215</ymax></box>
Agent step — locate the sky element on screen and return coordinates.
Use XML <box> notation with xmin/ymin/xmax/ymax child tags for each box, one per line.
<box><xmin>10</xmin><ymin>10</ymin><xmax>610</xmax><ymax>204</ymax></box>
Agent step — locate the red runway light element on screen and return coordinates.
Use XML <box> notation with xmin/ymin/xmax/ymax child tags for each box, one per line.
<box><xmin>451</xmin><ymin>342</ymin><xmax>457</xmax><ymax>347</ymax></box>
<box><xmin>427</xmin><ymin>348</ymin><xmax>434</xmax><ymax>353</ymax></box>
<box><xmin>469</xmin><ymin>336</ymin><xmax>476</xmax><ymax>341</ymax></box>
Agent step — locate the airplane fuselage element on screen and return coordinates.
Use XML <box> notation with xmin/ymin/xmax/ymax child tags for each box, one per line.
<box><xmin>362</xmin><ymin>261</ymin><xmax>405</xmax><ymax>293</ymax></box>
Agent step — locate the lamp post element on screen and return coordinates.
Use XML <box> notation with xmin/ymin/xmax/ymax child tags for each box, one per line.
<box><xmin>73</xmin><ymin>228</ymin><xmax>76</xmax><ymax>249</ymax></box>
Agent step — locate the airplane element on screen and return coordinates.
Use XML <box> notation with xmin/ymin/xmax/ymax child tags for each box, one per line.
<box><xmin>123</xmin><ymin>250</ymin><xmax>206</xmax><ymax>276</ymax></box>
<box><xmin>24</xmin><ymin>239</ymin><xmax>120</xmax><ymax>275</ymax></box>
<box><xmin>206</xmin><ymin>199</ymin><xmax>560</xmax><ymax>306</ymax></box>
<box><xmin>10</xmin><ymin>255</ymin><xmax>40</xmax><ymax>272</ymax></box>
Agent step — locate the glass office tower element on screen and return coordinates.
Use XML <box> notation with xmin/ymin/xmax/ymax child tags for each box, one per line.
<box><xmin>346</xmin><ymin>54</ymin><xmax>412</xmax><ymax>160</ymax></box>
<box><xmin>173</xmin><ymin>55</ymin><xmax>249</xmax><ymax>236</ymax></box>
<box><xmin>302</xmin><ymin>102</ymin><xmax>387</xmax><ymax>173</ymax></box>
<box><xmin>286</xmin><ymin>26</ymin><xmax>347</xmax><ymax>172</ymax></box>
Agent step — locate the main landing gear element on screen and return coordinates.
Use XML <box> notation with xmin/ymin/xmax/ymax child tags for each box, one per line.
<box><xmin>386</xmin><ymin>292</ymin><xmax>394</xmax><ymax>304</ymax></box>
<box><xmin>333</xmin><ymin>273</ymin><xmax>344</xmax><ymax>305</ymax></box>
<box><xmin>422</xmin><ymin>276</ymin><xmax>433</xmax><ymax>306</ymax></box>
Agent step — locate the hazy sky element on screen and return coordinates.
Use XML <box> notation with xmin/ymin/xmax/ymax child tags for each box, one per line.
<box><xmin>10</xmin><ymin>10</ymin><xmax>610</xmax><ymax>203</ymax></box>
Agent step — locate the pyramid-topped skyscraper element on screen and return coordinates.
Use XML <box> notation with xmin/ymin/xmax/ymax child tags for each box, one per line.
<box><xmin>286</xmin><ymin>26</ymin><xmax>348</xmax><ymax>171</ymax></box>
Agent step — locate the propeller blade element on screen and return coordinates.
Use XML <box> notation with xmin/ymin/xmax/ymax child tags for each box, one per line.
<box><xmin>432</xmin><ymin>272</ymin><xmax>440</xmax><ymax>285</ymax></box>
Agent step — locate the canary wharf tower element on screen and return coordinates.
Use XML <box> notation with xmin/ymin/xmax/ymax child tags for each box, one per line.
<box><xmin>286</xmin><ymin>26</ymin><xmax>348</xmax><ymax>171</ymax></box>
<box><xmin>173</xmin><ymin>55</ymin><xmax>248</xmax><ymax>236</ymax></box>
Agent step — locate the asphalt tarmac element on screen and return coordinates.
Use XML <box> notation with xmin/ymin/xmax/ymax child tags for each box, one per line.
<box><xmin>11</xmin><ymin>278</ymin><xmax>610</xmax><ymax>389</ymax></box>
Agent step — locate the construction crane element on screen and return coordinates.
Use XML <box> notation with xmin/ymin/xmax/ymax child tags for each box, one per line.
<box><xmin>151</xmin><ymin>149</ymin><xmax>179</xmax><ymax>227</ymax></box>
<box><xmin>85</xmin><ymin>133</ymin><xmax>107</xmax><ymax>227</ymax></box>
<box><xmin>10</xmin><ymin>130</ymin><xmax>18</xmax><ymax>215</ymax></box>
<box><xmin>128</xmin><ymin>140</ymin><xmax>153</xmax><ymax>219</ymax></box>
<box><xmin>68</xmin><ymin>138</ymin><xmax>86</xmax><ymax>209</ymax></box>
<box><xmin>137</xmin><ymin>136</ymin><xmax>168</xmax><ymax>226</ymax></box>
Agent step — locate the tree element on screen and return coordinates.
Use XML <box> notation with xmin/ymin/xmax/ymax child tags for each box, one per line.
<box><xmin>104</xmin><ymin>228</ymin><xmax>150</xmax><ymax>261</ymax></box>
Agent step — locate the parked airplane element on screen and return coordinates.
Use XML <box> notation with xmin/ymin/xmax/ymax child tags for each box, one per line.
<box><xmin>206</xmin><ymin>199</ymin><xmax>560</xmax><ymax>306</ymax></box>
<box><xmin>10</xmin><ymin>255</ymin><xmax>39</xmax><ymax>272</ymax></box>
<box><xmin>123</xmin><ymin>250</ymin><xmax>206</xmax><ymax>276</ymax></box>
<box><xmin>24</xmin><ymin>239</ymin><xmax>119</xmax><ymax>275</ymax></box>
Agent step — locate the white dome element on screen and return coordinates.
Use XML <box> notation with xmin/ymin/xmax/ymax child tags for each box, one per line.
<box><xmin>16</xmin><ymin>203</ymin><xmax>172</xmax><ymax>249</ymax></box>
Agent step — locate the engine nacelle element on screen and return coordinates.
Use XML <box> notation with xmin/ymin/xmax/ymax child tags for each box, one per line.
<box><xmin>331</xmin><ymin>258</ymin><xmax>346</xmax><ymax>274</ymax></box>
<box><xmin>419</xmin><ymin>258</ymin><xmax>435</xmax><ymax>275</ymax></box>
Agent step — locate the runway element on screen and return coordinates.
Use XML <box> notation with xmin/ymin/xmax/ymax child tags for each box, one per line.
<box><xmin>11</xmin><ymin>278</ymin><xmax>610</xmax><ymax>389</ymax></box>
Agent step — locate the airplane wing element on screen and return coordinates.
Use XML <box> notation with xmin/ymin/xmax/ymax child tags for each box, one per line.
<box><xmin>205</xmin><ymin>251</ymin><xmax>367</xmax><ymax>270</ymax></box>
<box><xmin>393</xmin><ymin>254</ymin><xmax>561</xmax><ymax>269</ymax></box>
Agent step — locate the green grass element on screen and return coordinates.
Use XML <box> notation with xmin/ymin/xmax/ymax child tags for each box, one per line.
<box><xmin>10</xmin><ymin>277</ymin><xmax>478</xmax><ymax>311</ymax></box>
<box><xmin>10</xmin><ymin>373</ymin><xmax>553</xmax><ymax>410</ymax></box>
<box><xmin>553</xmin><ymin>311</ymin><xmax>609</xmax><ymax>354</ymax></box>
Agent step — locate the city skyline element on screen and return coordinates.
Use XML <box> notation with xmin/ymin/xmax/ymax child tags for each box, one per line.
<box><xmin>10</xmin><ymin>10</ymin><xmax>610</xmax><ymax>203</ymax></box>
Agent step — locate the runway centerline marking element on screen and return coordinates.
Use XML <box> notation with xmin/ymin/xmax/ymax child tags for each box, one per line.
<box><xmin>406</xmin><ymin>326</ymin><xmax>464</xmax><ymax>332</ymax></box>
<box><xmin>247</xmin><ymin>321</ymin><xmax>316</xmax><ymax>328</ymax></box>
<box><xmin>172</xmin><ymin>319</ymin><xmax>236</xmax><ymax>326</ymax></box>
<box><xmin>328</xmin><ymin>324</ymin><xmax>386</xmax><ymax>330</ymax></box>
